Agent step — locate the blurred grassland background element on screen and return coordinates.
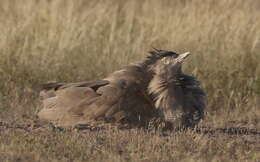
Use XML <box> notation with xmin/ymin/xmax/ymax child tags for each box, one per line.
<box><xmin>0</xmin><ymin>0</ymin><xmax>260</xmax><ymax>161</ymax></box>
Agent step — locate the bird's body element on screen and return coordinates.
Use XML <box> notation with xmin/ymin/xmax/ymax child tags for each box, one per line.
<box><xmin>38</xmin><ymin>58</ymin><xmax>159</xmax><ymax>127</ymax></box>
<box><xmin>148</xmin><ymin>73</ymin><xmax>206</xmax><ymax>129</ymax></box>
<box><xmin>38</xmin><ymin>50</ymin><xmax>207</xmax><ymax>129</ymax></box>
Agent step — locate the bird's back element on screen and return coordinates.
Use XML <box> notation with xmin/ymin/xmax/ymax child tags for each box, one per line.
<box><xmin>38</xmin><ymin>63</ymin><xmax>155</xmax><ymax>127</ymax></box>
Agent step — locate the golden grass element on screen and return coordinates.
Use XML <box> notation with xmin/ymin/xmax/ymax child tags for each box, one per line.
<box><xmin>0</xmin><ymin>0</ymin><xmax>259</xmax><ymax>161</ymax></box>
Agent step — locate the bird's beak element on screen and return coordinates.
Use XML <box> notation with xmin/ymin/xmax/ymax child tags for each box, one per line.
<box><xmin>177</xmin><ymin>52</ymin><xmax>191</xmax><ymax>62</ymax></box>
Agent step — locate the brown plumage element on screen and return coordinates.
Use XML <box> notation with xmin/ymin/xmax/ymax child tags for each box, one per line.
<box><xmin>38</xmin><ymin>50</ymin><xmax>207</xmax><ymax>129</ymax></box>
<box><xmin>148</xmin><ymin>51</ymin><xmax>207</xmax><ymax>129</ymax></box>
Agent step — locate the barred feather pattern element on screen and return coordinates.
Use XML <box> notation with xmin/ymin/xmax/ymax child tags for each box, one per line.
<box><xmin>148</xmin><ymin>73</ymin><xmax>207</xmax><ymax>128</ymax></box>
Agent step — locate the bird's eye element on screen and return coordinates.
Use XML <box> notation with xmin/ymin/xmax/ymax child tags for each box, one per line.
<box><xmin>163</xmin><ymin>58</ymin><xmax>170</xmax><ymax>65</ymax></box>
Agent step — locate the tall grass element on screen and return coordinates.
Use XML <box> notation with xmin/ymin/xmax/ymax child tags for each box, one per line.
<box><xmin>0</xmin><ymin>0</ymin><xmax>259</xmax><ymax>161</ymax></box>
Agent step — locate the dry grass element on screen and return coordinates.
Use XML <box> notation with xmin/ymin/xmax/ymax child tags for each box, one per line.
<box><xmin>0</xmin><ymin>0</ymin><xmax>260</xmax><ymax>161</ymax></box>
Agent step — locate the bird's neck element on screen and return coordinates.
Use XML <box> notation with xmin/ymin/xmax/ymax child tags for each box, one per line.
<box><xmin>148</xmin><ymin>73</ymin><xmax>185</xmax><ymax>120</ymax></box>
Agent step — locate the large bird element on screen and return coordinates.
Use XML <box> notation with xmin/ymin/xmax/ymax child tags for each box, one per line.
<box><xmin>38</xmin><ymin>50</ymin><xmax>206</xmax><ymax>129</ymax></box>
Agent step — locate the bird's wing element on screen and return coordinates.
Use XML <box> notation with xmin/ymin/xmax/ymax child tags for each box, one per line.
<box><xmin>58</xmin><ymin>80</ymin><xmax>109</xmax><ymax>90</ymax></box>
<box><xmin>38</xmin><ymin>78</ymin><xmax>137</xmax><ymax>126</ymax></box>
<box><xmin>66</xmin><ymin>81</ymin><xmax>129</xmax><ymax>124</ymax></box>
<box><xmin>40</xmin><ymin>80</ymin><xmax>109</xmax><ymax>91</ymax></box>
<box><xmin>189</xmin><ymin>87</ymin><xmax>207</xmax><ymax>112</ymax></box>
<box><xmin>65</xmin><ymin>79</ymin><xmax>154</xmax><ymax>126</ymax></box>
<box><xmin>39</xmin><ymin>80</ymin><xmax>109</xmax><ymax>100</ymax></box>
<box><xmin>38</xmin><ymin>80</ymin><xmax>109</xmax><ymax>126</ymax></box>
<box><xmin>38</xmin><ymin>86</ymin><xmax>99</xmax><ymax>124</ymax></box>
<box><xmin>40</xmin><ymin>82</ymin><xmax>65</xmax><ymax>90</ymax></box>
<box><xmin>183</xmin><ymin>86</ymin><xmax>207</xmax><ymax>125</ymax></box>
<box><xmin>38</xmin><ymin>64</ymin><xmax>153</xmax><ymax>127</ymax></box>
<box><xmin>180</xmin><ymin>74</ymin><xmax>207</xmax><ymax>113</ymax></box>
<box><xmin>180</xmin><ymin>75</ymin><xmax>207</xmax><ymax>127</ymax></box>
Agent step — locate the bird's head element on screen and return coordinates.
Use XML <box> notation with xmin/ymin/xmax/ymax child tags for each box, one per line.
<box><xmin>148</xmin><ymin>49</ymin><xmax>191</xmax><ymax>78</ymax></box>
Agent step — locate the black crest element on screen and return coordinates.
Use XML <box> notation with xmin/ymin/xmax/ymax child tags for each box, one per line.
<box><xmin>148</xmin><ymin>48</ymin><xmax>179</xmax><ymax>58</ymax></box>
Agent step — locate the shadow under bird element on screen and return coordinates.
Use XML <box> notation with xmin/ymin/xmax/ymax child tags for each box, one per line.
<box><xmin>38</xmin><ymin>50</ymin><xmax>207</xmax><ymax>129</ymax></box>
